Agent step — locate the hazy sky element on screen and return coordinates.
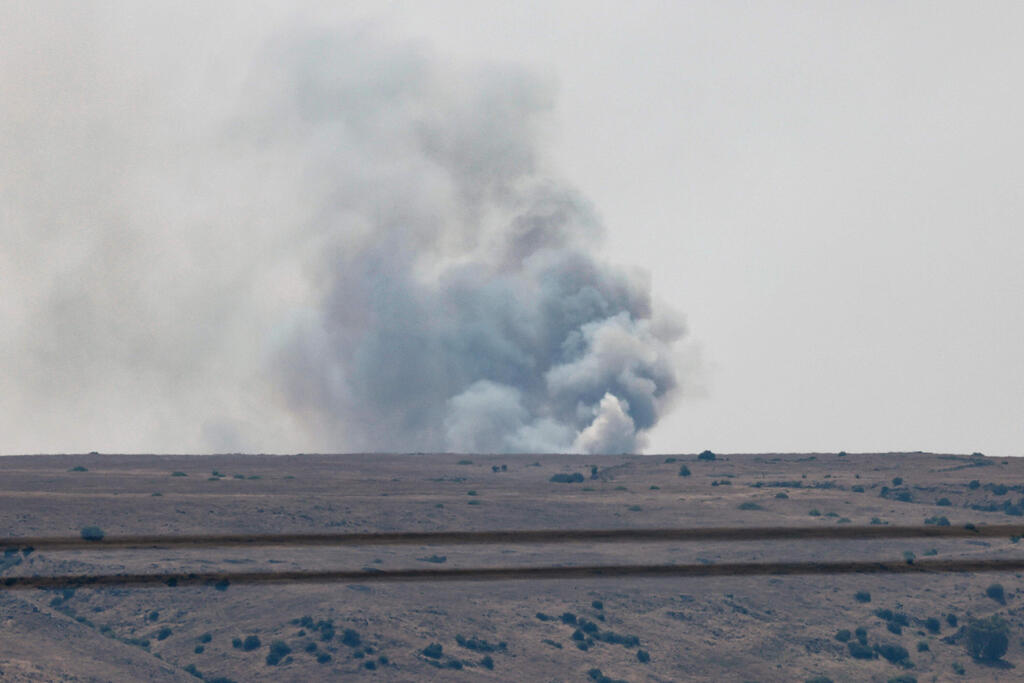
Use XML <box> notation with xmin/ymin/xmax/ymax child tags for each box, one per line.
<box><xmin>2</xmin><ymin>2</ymin><xmax>1022</xmax><ymax>456</ymax></box>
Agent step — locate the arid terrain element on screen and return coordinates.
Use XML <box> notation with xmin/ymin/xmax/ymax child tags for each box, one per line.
<box><xmin>1</xmin><ymin>451</ymin><xmax>1022</xmax><ymax>682</ymax></box>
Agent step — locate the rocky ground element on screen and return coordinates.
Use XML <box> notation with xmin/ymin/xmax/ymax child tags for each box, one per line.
<box><xmin>1</xmin><ymin>451</ymin><xmax>1022</xmax><ymax>681</ymax></box>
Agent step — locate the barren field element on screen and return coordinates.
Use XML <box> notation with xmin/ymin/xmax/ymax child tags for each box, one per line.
<box><xmin>1</xmin><ymin>451</ymin><xmax>1022</xmax><ymax>682</ymax></box>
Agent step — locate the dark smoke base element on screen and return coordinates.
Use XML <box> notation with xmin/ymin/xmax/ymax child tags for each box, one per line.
<box><xmin>4</xmin><ymin>558</ymin><xmax>1024</xmax><ymax>590</ymax></box>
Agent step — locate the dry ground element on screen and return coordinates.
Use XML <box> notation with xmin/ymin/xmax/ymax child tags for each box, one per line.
<box><xmin>1</xmin><ymin>451</ymin><xmax>1022</xmax><ymax>682</ymax></box>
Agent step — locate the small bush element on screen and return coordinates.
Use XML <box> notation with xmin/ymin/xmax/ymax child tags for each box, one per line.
<box><xmin>69</xmin><ymin>466</ymin><xmax>88</xmax><ymax>472</ymax></box>
<box><xmin>561</xmin><ymin>612</ymin><xmax>577</xmax><ymax>625</ymax></box>
<box><xmin>965</xmin><ymin>616</ymin><xmax>1009</xmax><ymax>661</ymax></box>
<box><xmin>265</xmin><ymin>640</ymin><xmax>291</xmax><ymax>666</ymax></box>
<box><xmin>737</xmin><ymin>501</ymin><xmax>763</xmax><ymax>510</ymax></box>
<box><xmin>341</xmin><ymin>629</ymin><xmax>361</xmax><ymax>647</ymax></box>
<box><xmin>156</xmin><ymin>627</ymin><xmax>172</xmax><ymax>641</ymax></box>
<box><xmin>835</xmin><ymin>629</ymin><xmax>851</xmax><ymax>642</ymax></box>
<box><xmin>697</xmin><ymin>450</ymin><xmax>716</xmax><ymax>460</ymax></box>
<box><xmin>592</xmin><ymin>600</ymin><xmax>603</xmax><ymax>610</ymax></box>
<box><xmin>637</xmin><ymin>649</ymin><xmax>650</xmax><ymax>663</ymax></box>
<box><xmin>855</xmin><ymin>591</ymin><xmax>871</xmax><ymax>603</ymax></box>
<box><xmin>937</xmin><ymin>497</ymin><xmax>952</xmax><ymax>506</ymax></box>
<box><xmin>985</xmin><ymin>583</ymin><xmax>1005</xmax><ymax>604</ymax></box>
<box><xmin>806</xmin><ymin>678</ymin><xmax>833</xmax><ymax>683</ymax></box>
<box><xmin>242</xmin><ymin>635</ymin><xmax>261</xmax><ymax>651</ymax></box>
<box><xmin>875</xmin><ymin>642</ymin><xmax>909</xmax><ymax>664</ymax></box>
<box><xmin>952</xmin><ymin>661</ymin><xmax>965</xmax><ymax>675</ymax></box>
<box><xmin>198</xmin><ymin>632</ymin><xmax>212</xmax><ymax>643</ymax></box>
<box><xmin>851</xmin><ymin>485</ymin><xmax>865</xmax><ymax>492</ymax></box>
<box><xmin>892</xmin><ymin>477</ymin><xmax>903</xmax><ymax>486</ymax></box>
<box><xmin>316</xmin><ymin>653</ymin><xmax>332</xmax><ymax>664</ymax></box>
<box><xmin>968</xmin><ymin>480</ymin><xmax>980</xmax><ymax>489</ymax></box>
<box><xmin>887</xmin><ymin>676</ymin><xmax>916</xmax><ymax>683</ymax></box>
<box><xmin>148</xmin><ymin>610</ymin><xmax>159</xmax><ymax>622</ymax></box>
<box><xmin>194</xmin><ymin>645</ymin><xmax>204</xmax><ymax>654</ymax></box>
<box><xmin>855</xmin><ymin>627</ymin><xmax>868</xmax><ymax>642</ymax></box>
<box><xmin>946</xmin><ymin>614</ymin><xmax>958</xmax><ymax>627</ymax></box>
<box><xmin>809</xmin><ymin>509</ymin><xmax>821</xmax><ymax>516</ymax></box>
<box><xmin>917</xmin><ymin>641</ymin><xmax>929</xmax><ymax>652</ymax></box>
<box><xmin>925</xmin><ymin>516</ymin><xmax>950</xmax><ymax>526</ymax></box>
<box><xmin>232</xmin><ymin>638</ymin><xmax>242</xmax><ymax>649</ymax></box>
<box><xmin>421</xmin><ymin>643</ymin><xmax>443</xmax><ymax>659</ymax></box>
<box><xmin>550</xmin><ymin>473</ymin><xmax>585</xmax><ymax>483</ymax></box>
<box><xmin>925</xmin><ymin>617</ymin><xmax>940</xmax><ymax>634</ymax></box>
<box><xmin>678</xmin><ymin>465</ymin><xmax>691</xmax><ymax>477</ymax></box>
<box><xmin>80</xmin><ymin>526</ymin><xmax>105</xmax><ymax>542</ymax></box>
<box><xmin>480</xmin><ymin>655</ymin><xmax>494</xmax><ymax>669</ymax></box>
<box><xmin>848</xmin><ymin>641</ymin><xmax>875</xmax><ymax>659</ymax></box>
<box><xmin>886</xmin><ymin>622</ymin><xmax>902</xmax><ymax>635</ymax></box>
<box><xmin>775</xmin><ymin>492</ymin><xmax>789</xmax><ymax>499</ymax></box>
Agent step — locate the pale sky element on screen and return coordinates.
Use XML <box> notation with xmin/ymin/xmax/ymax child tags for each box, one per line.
<box><xmin>2</xmin><ymin>2</ymin><xmax>1021</xmax><ymax>456</ymax></box>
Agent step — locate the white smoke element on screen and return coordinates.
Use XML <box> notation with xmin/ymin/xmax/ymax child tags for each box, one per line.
<box><xmin>0</xmin><ymin>14</ymin><xmax>684</xmax><ymax>455</ymax></box>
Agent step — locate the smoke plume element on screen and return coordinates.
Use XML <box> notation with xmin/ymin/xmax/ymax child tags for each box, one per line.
<box><xmin>0</xmin><ymin>15</ymin><xmax>683</xmax><ymax>454</ymax></box>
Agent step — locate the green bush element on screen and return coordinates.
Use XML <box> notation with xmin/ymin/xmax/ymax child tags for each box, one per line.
<box><xmin>917</xmin><ymin>641</ymin><xmax>929</xmax><ymax>652</ymax></box>
<box><xmin>968</xmin><ymin>480</ymin><xmax>980</xmax><ymax>489</ymax></box>
<box><xmin>316</xmin><ymin>652</ymin><xmax>332</xmax><ymax>664</ymax></box>
<box><xmin>737</xmin><ymin>502</ymin><xmax>762</xmax><ymax>510</ymax></box>
<box><xmin>835</xmin><ymin>629</ymin><xmax>851</xmax><ymax>642</ymax></box>
<box><xmin>697</xmin><ymin>450</ymin><xmax>716</xmax><ymax>461</ymax></box>
<box><xmin>242</xmin><ymin>635</ymin><xmax>261</xmax><ymax>651</ymax></box>
<box><xmin>806</xmin><ymin>678</ymin><xmax>833</xmax><ymax>683</ymax></box>
<box><xmin>937</xmin><ymin>497</ymin><xmax>952</xmax><ymax>506</ymax></box>
<box><xmin>854</xmin><ymin>591</ymin><xmax>871</xmax><ymax>603</ymax></box>
<box><xmin>887</xmin><ymin>676</ymin><xmax>916</xmax><ymax>683</ymax></box>
<box><xmin>892</xmin><ymin>477</ymin><xmax>903</xmax><ymax>486</ymax></box>
<box><xmin>925</xmin><ymin>617</ymin><xmax>940</xmax><ymax>634</ymax></box>
<box><xmin>946</xmin><ymin>614</ymin><xmax>958</xmax><ymax>627</ymax></box>
<box><xmin>156</xmin><ymin>627</ymin><xmax>172</xmax><ymax>641</ymax></box>
<box><xmin>952</xmin><ymin>661</ymin><xmax>965</xmax><ymax>675</ymax></box>
<box><xmin>550</xmin><ymin>473</ymin><xmax>584</xmax><ymax>483</ymax></box>
<box><xmin>341</xmin><ymin>629</ymin><xmax>361</xmax><ymax>647</ymax></box>
<box><xmin>848</xmin><ymin>641</ymin><xmax>875</xmax><ymax>659</ymax></box>
<box><xmin>69</xmin><ymin>466</ymin><xmax>88</xmax><ymax>472</ymax></box>
<box><xmin>965</xmin><ymin>616</ymin><xmax>1009</xmax><ymax>661</ymax></box>
<box><xmin>875</xmin><ymin>642</ymin><xmax>909</xmax><ymax>664</ymax></box>
<box><xmin>480</xmin><ymin>655</ymin><xmax>494</xmax><ymax>669</ymax></box>
<box><xmin>678</xmin><ymin>465</ymin><xmax>691</xmax><ymax>477</ymax></box>
<box><xmin>985</xmin><ymin>583</ymin><xmax>1005</xmax><ymax>604</ymax></box>
<box><xmin>80</xmin><ymin>526</ymin><xmax>105</xmax><ymax>542</ymax></box>
<box><xmin>198</xmin><ymin>632</ymin><xmax>212</xmax><ymax>643</ymax></box>
<box><xmin>265</xmin><ymin>640</ymin><xmax>291</xmax><ymax>665</ymax></box>
<box><xmin>775</xmin><ymin>492</ymin><xmax>789</xmax><ymax>499</ymax></box>
<box><xmin>421</xmin><ymin>643</ymin><xmax>443</xmax><ymax>659</ymax></box>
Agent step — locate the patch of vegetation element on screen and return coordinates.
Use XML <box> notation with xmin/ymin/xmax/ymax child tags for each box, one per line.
<box><xmin>242</xmin><ymin>635</ymin><xmax>261</xmax><ymax>651</ymax></box>
<box><xmin>808</xmin><ymin>509</ymin><xmax>821</xmax><ymax>516</ymax></box>
<box><xmin>737</xmin><ymin>501</ymin><xmax>763</xmax><ymax>510</ymax></box>
<box><xmin>265</xmin><ymin>640</ymin><xmax>292</xmax><ymax>666</ymax></box>
<box><xmin>952</xmin><ymin>661</ymin><xmax>965</xmax><ymax>675</ymax></box>
<box><xmin>937</xmin><ymin>497</ymin><xmax>952</xmax><ymax>506</ymax></box>
<box><xmin>171</xmin><ymin>471</ymin><xmax>187</xmax><ymax>476</ymax></box>
<box><xmin>875</xmin><ymin>642</ymin><xmax>909</xmax><ymax>664</ymax></box>
<box><xmin>455</xmin><ymin>635</ymin><xmax>506</xmax><ymax>653</ymax></box>
<box><xmin>198</xmin><ymin>632</ymin><xmax>212</xmax><ymax>643</ymax></box>
<box><xmin>924</xmin><ymin>516</ymin><xmax>950</xmax><ymax>526</ymax></box>
<box><xmin>68</xmin><ymin>466</ymin><xmax>88</xmax><ymax>472</ymax></box>
<box><xmin>855</xmin><ymin>590</ymin><xmax>872</xmax><ymax>603</ymax></box>
<box><xmin>550</xmin><ymin>473</ymin><xmax>585</xmax><ymax>483</ymax></box>
<box><xmin>985</xmin><ymin>583</ymin><xmax>1005</xmax><ymax>604</ymax></box>
<box><xmin>917</xmin><ymin>641</ymin><xmax>929</xmax><ymax>652</ymax></box>
<box><xmin>587</xmin><ymin>669</ymin><xmax>628</xmax><ymax>683</ymax></box>
<box><xmin>775</xmin><ymin>492</ymin><xmax>789</xmax><ymax>499</ymax></box>
<box><xmin>155</xmin><ymin>627</ymin><xmax>172</xmax><ymax>641</ymax></box>
<box><xmin>421</xmin><ymin>642</ymin><xmax>444</xmax><ymax>659</ymax></box>
<box><xmin>848</xmin><ymin>641</ymin><xmax>875</xmax><ymax>659</ymax></box>
<box><xmin>965</xmin><ymin>616</ymin><xmax>1010</xmax><ymax>662</ymax></box>
<box><xmin>835</xmin><ymin>629</ymin><xmax>851</xmax><ymax>642</ymax></box>
<box><xmin>697</xmin><ymin>450</ymin><xmax>716</xmax><ymax>461</ymax></box>
<box><xmin>80</xmin><ymin>526</ymin><xmax>105</xmax><ymax>542</ymax></box>
<box><xmin>457</xmin><ymin>459</ymin><xmax>473</xmax><ymax>465</ymax></box>
<box><xmin>678</xmin><ymin>465</ymin><xmax>691</xmax><ymax>476</ymax></box>
<box><xmin>852</xmin><ymin>485</ymin><xmax>865</xmax><ymax>492</ymax></box>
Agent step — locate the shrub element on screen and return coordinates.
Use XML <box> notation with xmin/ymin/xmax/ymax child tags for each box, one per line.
<box><xmin>952</xmin><ymin>661</ymin><xmax>965</xmax><ymax>675</ymax></box>
<box><xmin>69</xmin><ymin>466</ymin><xmax>88</xmax><ymax>472</ymax></box>
<box><xmin>637</xmin><ymin>649</ymin><xmax>650</xmax><ymax>663</ymax></box>
<box><xmin>985</xmin><ymin>583</ymin><xmax>1005</xmax><ymax>604</ymax></box>
<box><xmin>198</xmin><ymin>632</ymin><xmax>212</xmax><ymax>643</ymax></box>
<box><xmin>80</xmin><ymin>526</ymin><xmax>105</xmax><ymax>542</ymax></box>
<box><xmin>480</xmin><ymin>655</ymin><xmax>494</xmax><ymax>669</ymax></box>
<box><xmin>148</xmin><ymin>610</ymin><xmax>159</xmax><ymax>622</ymax></box>
<box><xmin>156</xmin><ymin>627</ymin><xmax>172</xmax><ymax>641</ymax></box>
<box><xmin>242</xmin><ymin>635</ymin><xmax>261</xmax><ymax>651</ymax></box>
<box><xmin>835</xmin><ymin>629</ymin><xmax>851</xmax><ymax>642</ymax></box>
<box><xmin>886</xmin><ymin>622</ymin><xmax>902</xmax><ymax>635</ymax></box>
<box><xmin>925</xmin><ymin>617</ymin><xmax>940</xmax><ymax>634</ymax></box>
<box><xmin>232</xmin><ymin>638</ymin><xmax>242</xmax><ymax>649</ymax></box>
<box><xmin>946</xmin><ymin>614</ymin><xmax>958</xmax><ymax>627</ymax></box>
<box><xmin>806</xmin><ymin>678</ymin><xmax>833</xmax><ymax>683</ymax></box>
<box><xmin>421</xmin><ymin>643</ymin><xmax>443</xmax><ymax>659</ymax></box>
<box><xmin>855</xmin><ymin>627</ymin><xmax>868</xmax><ymax>642</ymax></box>
<box><xmin>809</xmin><ymin>509</ymin><xmax>821</xmax><ymax>516</ymax></box>
<box><xmin>887</xmin><ymin>676</ymin><xmax>916</xmax><ymax>683</ymax></box>
<box><xmin>875</xmin><ymin>642</ymin><xmax>909</xmax><ymax>664</ymax></box>
<box><xmin>316</xmin><ymin>653</ymin><xmax>332</xmax><ymax>664</ymax></box>
<box><xmin>925</xmin><ymin>516</ymin><xmax>950</xmax><ymax>526</ymax></box>
<box><xmin>678</xmin><ymin>465</ymin><xmax>691</xmax><ymax>477</ymax></box>
<box><xmin>917</xmin><ymin>641</ymin><xmax>929</xmax><ymax>652</ymax></box>
<box><xmin>874</xmin><ymin>609</ymin><xmax>894</xmax><ymax>621</ymax></box>
<box><xmin>341</xmin><ymin>629</ymin><xmax>361</xmax><ymax>647</ymax></box>
<box><xmin>851</xmin><ymin>485</ymin><xmax>865</xmax><ymax>492</ymax></box>
<box><xmin>968</xmin><ymin>480</ymin><xmax>980</xmax><ymax>489</ymax></box>
<box><xmin>855</xmin><ymin>591</ymin><xmax>871</xmax><ymax>603</ymax></box>
<box><xmin>592</xmin><ymin>600</ymin><xmax>604</xmax><ymax>610</ymax></box>
<box><xmin>937</xmin><ymin>497</ymin><xmax>952</xmax><ymax>506</ymax></box>
<box><xmin>892</xmin><ymin>477</ymin><xmax>903</xmax><ymax>486</ymax></box>
<box><xmin>560</xmin><ymin>612</ymin><xmax>577</xmax><ymax>625</ymax></box>
<box><xmin>194</xmin><ymin>645</ymin><xmax>204</xmax><ymax>654</ymax></box>
<box><xmin>965</xmin><ymin>616</ymin><xmax>1009</xmax><ymax>661</ymax></box>
<box><xmin>535</xmin><ymin>612</ymin><xmax>552</xmax><ymax>621</ymax></box>
<box><xmin>848</xmin><ymin>641</ymin><xmax>875</xmax><ymax>659</ymax></box>
<box><xmin>737</xmin><ymin>502</ymin><xmax>763</xmax><ymax>510</ymax></box>
<box><xmin>265</xmin><ymin>640</ymin><xmax>291</xmax><ymax>666</ymax></box>
<box><xmin>775</xmin><ymin>492</ymin><xmax>789</xmax><ymax>499</ymax></box>
<box><xmin>550</xmin><ymin>473</ymin><xmax>585</xmax><ymax>483</ymax></box>
<box><xmin>697</xmin><ymin>450</ymin><xmax>716</xmax><ymax>461</ymax></box>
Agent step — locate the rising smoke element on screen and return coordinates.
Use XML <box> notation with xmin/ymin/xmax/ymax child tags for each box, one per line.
<box><xmin>0</xmin><ymin>14</ymin><xmax>683</xmax><ymax>455</ymax></box>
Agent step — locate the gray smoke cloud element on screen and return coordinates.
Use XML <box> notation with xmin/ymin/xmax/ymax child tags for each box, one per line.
<box><xmin>0</xmin><ymin>15</ymin><xmax>683</xmax><ymax>455</ymax></box>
